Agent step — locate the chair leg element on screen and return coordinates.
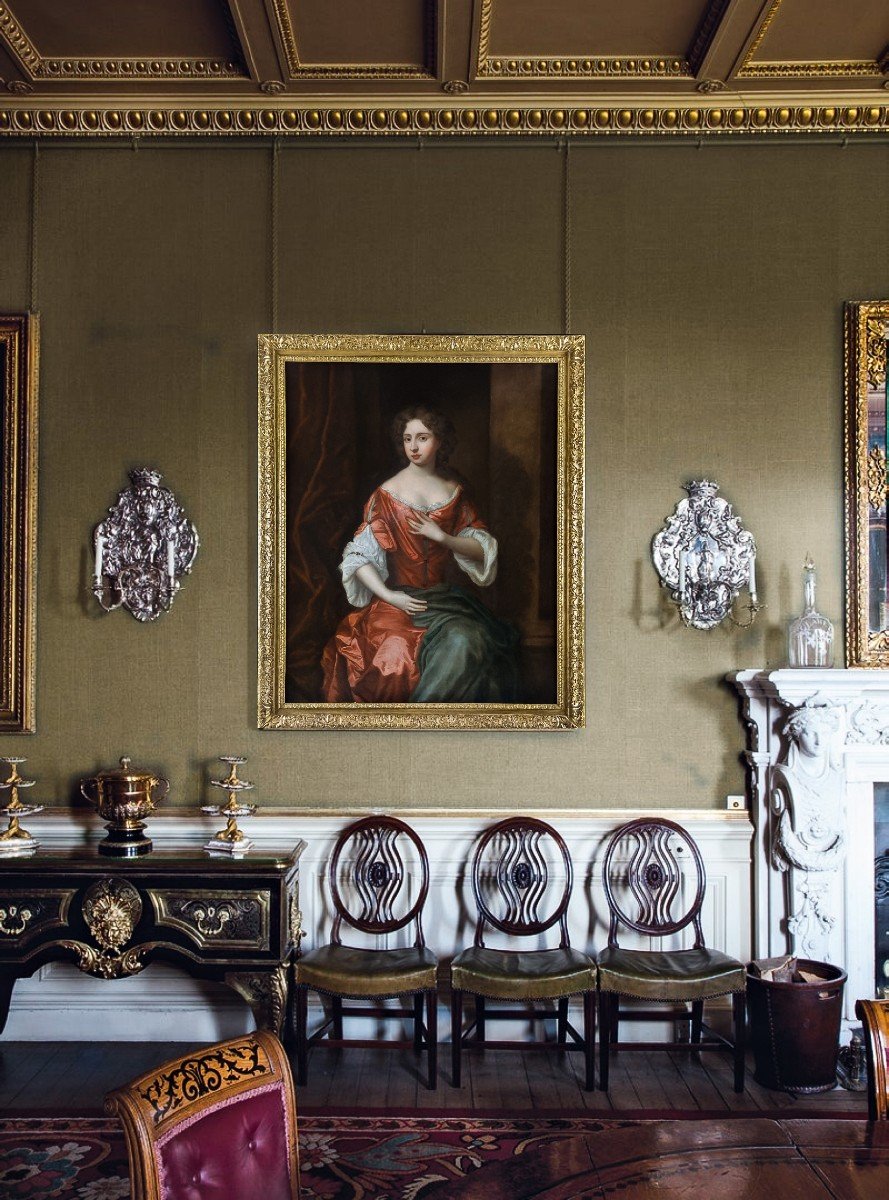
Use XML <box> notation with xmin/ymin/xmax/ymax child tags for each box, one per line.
<box><xmin>451</xmin><ymin>988</ymin><xmax>463</xmax><ymax>1087</ymax></box>
<box><xmin>732</xmin><ymin>990</ymin><xmax>746</xmax><ymax>1093</ymax></box>
<box><xmin>598</xmin><ymin>991</ymin><xmax>611</xmax><ymax>1091</ymax></box>
<box><xmin>476</xmin><ymin>994</ymin><xmax>486</xmax><ymax>1044</ymax></box>
<box><xmin>426</xmin><ymin>988</ymin><xmax>438</xmax><ymax>1089</ymax></box>
<box><xmin>557</xmin><ymin>996</ymin><xmax>569</xmax><ymax>1044</ymax></box>
<box><xmin>691</xmin><ymin>999</ymin><xmax>704</xmax><ymax>1054</ymax></box>
<box><xmin>331</xmin><ymin>996</ymin><xmax>343</xmax><ymax>1041</ymax></box>
<box><xmin>583</xmin><ymin>990</ymin><xmax>595</xmax><ymax>1091</ymax></box>
<box><xmin>413</xmin><ymin>994</ymin><xmax>423</xmax><ymax>1054</ymax></box>
<box><xmin>295</xmin><ymin>984</ymin><xmax>308</xmax><ymax>1086</ymax></box>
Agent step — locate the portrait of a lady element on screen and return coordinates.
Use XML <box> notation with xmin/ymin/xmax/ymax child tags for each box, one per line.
<box><xmin>321</xmin><ymin>406</ymin><xmax>518</xmax><ymax>704</ymax></box>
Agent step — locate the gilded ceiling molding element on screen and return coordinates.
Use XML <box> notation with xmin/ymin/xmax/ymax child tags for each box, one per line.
<box><xmin>0</xmin><ymin>102</ymin><xmax>886</xmax><ymax>139</ymax></box>
<box><xmin>0</xmin><ymin>3</ymin><xmax>39</xmax><ymax>75</ymax></box>
<box><xmin>739</xmin><ymin>60</ymin><xmax>883</xmax><ymax>79</ymax></box>
<box><xmin>474</xmin><ymin>0</ymin><xmax>692</xmax><ymax>80</ymax></box>
<box><xmin>270</xmin><ymin>0</ymin><xmax>435</xmax><ymax>80</ymax></box>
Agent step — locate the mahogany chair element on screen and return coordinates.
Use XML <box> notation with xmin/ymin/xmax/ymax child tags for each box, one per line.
<box><xmin>294</xmin><ymin>815</ymin><xmax>438</xmax><ymax>1088</ymax></box>
<box><xmin>856</xmin><ymin>997</ymin><xmax>889</xmax><ymax>1119</ymax></box>
<box><xmin>105</xmin><ymin>1031</ymin><xmax>299</xmax><ymax>1200</ymax></box>
<box><xmin>450</xmin><ymin>816</ymin><xmax>597</xmax><ymax>1090</ymax></box>
<box><xmin>597</xmin><ymin>817</ymin><xmax>746</xmax><ymax>1092</ymax></box>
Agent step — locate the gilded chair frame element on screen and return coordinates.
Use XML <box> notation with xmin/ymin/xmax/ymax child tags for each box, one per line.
<box><xmin>105</xmin><ymin>1031</ymin><xmax>299</xmax><ymax>1200</ymax></box>
<box><xmin>855</xmin><ymin>997</ymin><xmax>889</xmax><ymax>1119</ymax></box>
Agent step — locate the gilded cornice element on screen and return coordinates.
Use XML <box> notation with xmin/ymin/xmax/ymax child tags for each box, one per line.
<box><xmin>0</xmin><ymin>100</ymin><xmax>887</xmax><ymax>138</ymax></box>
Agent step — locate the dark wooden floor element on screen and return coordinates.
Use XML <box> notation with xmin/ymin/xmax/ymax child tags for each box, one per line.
<box><xmin>0</xmin><ymin>1040</ymin><xmax>871</xmax><ymax>1115</ymax></box>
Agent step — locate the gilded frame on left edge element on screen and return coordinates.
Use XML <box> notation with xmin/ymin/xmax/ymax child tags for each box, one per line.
<box><xmin>258</xmin><ymin>333</ymin><xmax>585</xmax><ymax>730</ymax></box>
<box><xmin>0</xmin><ymin>314</ymin><xmax>38</xmax><ymax>732</ymax></box>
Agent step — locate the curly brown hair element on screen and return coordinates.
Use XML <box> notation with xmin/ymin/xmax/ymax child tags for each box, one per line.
<box><xmin>391</xmin><ymin>405</ymin><xmax>457</xmax><ymax>473</ymax></box>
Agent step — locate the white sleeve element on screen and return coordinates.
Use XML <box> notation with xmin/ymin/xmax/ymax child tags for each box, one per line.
<box><xmin>340</xmin><ymin>524</ymin><xmax>388</xmax><ymax>608</ymax></box>
<box><xmin>454</xmin><ymin>528</ymin><xmax>498</xmax><ymax>587</ymax></box>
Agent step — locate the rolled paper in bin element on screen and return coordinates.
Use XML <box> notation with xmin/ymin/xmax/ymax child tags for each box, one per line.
<box><xmin>746</xmin><ymin>957</ymin><xmax>847</xmax><ymax>1093</ymax></box>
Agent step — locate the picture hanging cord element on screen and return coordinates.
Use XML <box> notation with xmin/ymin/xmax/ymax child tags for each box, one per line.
<box><xmin>562</xmin><ymin>140</ymin><xmax>571</xmax><ymax>337</ymax></box>
<box><xmin>270</xmin><ymin>137</ymin><xmax>280</xmax><ymax>334</ymax></box>
<box><xmin>29</xmin><ymin>141</ymin><xmax>39</xmax><ymax>313</ymax></box>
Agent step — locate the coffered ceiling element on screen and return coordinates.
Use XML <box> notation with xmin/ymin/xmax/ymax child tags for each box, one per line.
<box><xmin>0</xmin><ymin>0</ymin><xmax>886</xmax><ymax>138</ymax></box>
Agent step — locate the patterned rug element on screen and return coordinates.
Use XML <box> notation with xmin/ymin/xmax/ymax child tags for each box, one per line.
<box><xmin>0</xmin><ymin>1114</ymin><xmax>638</xmax><ymax>1199</ymax></box>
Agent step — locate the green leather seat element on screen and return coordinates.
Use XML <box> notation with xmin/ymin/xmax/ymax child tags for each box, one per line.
<box><xmin>294</xmin><ymin>816</ymin><xmax>438</xmax><ymax>1089</ymax></box>
<box><xmin>597</xmin><ymin>817</ymin><xmax>746</xmax><ymax>1094</ymax></box>
<box><xmin>597</xmin><ymin>947</ymin><xmax>747</xmax><ymax>1001</ymax></box>
<box><xmin>451</xmin><ymin>946</ymin><xmax>596</xmax><ymax>1001</ymax></box>
<box><xmin>450</xmin><ymin>817</ymin><xmax>596</xmax><ymax>1091</ymax></box>
<box><xmin>295</xmin><ymin>944</ymin><xmax>437</xmax><ymax>998</ymax></box>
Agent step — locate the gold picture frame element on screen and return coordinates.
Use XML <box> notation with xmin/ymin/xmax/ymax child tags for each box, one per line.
<box><xmin>844</xmin><ymin>299</ymin><xmax>889</xmax><ymax>667</ymax></box>
<box><xmin>258</xmin><ymin>333</ymin><xmax>585</xmax><ymax>730</ymax></box>
<box><xmin>0</xmin><ymin>314</ymin><xmax>38</xmax><ymax>731</ymax></box>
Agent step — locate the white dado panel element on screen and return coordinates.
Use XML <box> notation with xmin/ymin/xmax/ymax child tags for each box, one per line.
<box><xmin>4</xmin><ymin>810</ymin><xmax>752</xmax><ymax>1040</ymax></box>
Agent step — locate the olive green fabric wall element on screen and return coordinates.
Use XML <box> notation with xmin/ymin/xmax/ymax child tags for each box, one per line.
<box><xmin>0</xmin><ymin>140</ymin><xmax>886</xmax><ymax>811</ymax></box>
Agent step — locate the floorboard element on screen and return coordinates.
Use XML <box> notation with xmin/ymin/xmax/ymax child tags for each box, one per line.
<box><xmin>0</xmin><ymin>1040</ymin><xmax>871</xmax><ymax>1116</ymax></box>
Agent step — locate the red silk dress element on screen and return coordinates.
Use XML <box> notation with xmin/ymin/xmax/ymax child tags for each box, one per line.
<box><xmin>321</xmin><ymin>486</ymin><xmax>488</xmax><ymax>703</ymax></box>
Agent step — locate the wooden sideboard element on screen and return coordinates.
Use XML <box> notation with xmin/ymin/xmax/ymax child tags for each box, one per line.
<box><xmin>0</xmin><ymin>843</ymin><xmax>305</xmax><ymax>1040</ymax></box>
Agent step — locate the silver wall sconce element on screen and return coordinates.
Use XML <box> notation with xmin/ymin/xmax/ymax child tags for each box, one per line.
<box><xmin>92</xmin><ymin>468</ymin><xmax>199</xmax><ymax>622</ymax></box>
<box><xmin>652</xmin><ymin>480</ymin><xmax>760</xmax><ymax>629</ymax></box>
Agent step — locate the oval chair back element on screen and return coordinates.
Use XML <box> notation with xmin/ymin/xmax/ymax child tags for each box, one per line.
<box><xmin>328</xmin><ymin>814</ymin><xmax>431</xmax><ymax>946</ymax></box>
<box><xmin>470</xmin><ymin>815</ymin><xmax>574</xmax><ymax>946</ymax></box>
<box><xmin>602</xmin><ymin>816</ymin><xmax>707</xmax><ymax>948</ymax></box>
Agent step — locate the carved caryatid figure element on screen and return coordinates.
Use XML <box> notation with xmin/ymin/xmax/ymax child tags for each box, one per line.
<box><xmin>771</xmin><ymin>704</ymin><xmax>846</xmax><ymax>956</ymax></box>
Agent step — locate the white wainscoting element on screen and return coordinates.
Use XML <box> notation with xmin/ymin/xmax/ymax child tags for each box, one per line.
<box><xmin>4</xmin><ymin>810</ymin><xmax>752</xmax><ymax>1041</ymax></box>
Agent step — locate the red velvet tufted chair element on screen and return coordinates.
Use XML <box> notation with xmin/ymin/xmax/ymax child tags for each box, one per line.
<box><xmin>105</xmin><ymin>1031</ymin><xmax>299</xmax><ymax>1200</ymax></box>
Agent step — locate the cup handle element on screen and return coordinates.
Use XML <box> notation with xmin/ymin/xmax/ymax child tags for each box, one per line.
<box><xmin>151</xmin><ymin>775</ymin><xmax>170</xmax><ymax>805</ymax></box>
<box><xmin>80</xmin><ymin>778</ymin><xmax>96</xmax><ymax>805</ymax></box>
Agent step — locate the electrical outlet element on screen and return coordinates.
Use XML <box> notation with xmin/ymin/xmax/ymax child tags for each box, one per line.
<box><xmin>726</xmin><ymin>795</ymin><xmax>746</xmax><ymax>811</ymax></box>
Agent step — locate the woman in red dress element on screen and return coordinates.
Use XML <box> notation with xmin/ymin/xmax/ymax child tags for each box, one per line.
<box><xmin>321</xmin><ymin>407</ymin><xmax>518</xmax><ymax>703</ymax></box>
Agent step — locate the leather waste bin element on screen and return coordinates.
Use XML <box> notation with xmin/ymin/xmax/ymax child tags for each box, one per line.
<box><xmin>746</xmin><ymin>958</ymin><xmax>846</xmax><ymax>1093</ymax></box>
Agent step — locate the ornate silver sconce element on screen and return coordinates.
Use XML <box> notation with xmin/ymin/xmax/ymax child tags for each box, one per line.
<box><xmin>652</xmin><ymin>480</ymin><xmax>761</xmax><ymax>629</ymax></box>
<box><xmin>92</xmin><ymin>469</ymin><xmax>198</xmax><ymax>622</ymax></box>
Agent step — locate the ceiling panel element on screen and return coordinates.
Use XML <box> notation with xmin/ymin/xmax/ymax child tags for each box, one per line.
<box><xmin>739</xmin><ymin>0</ymin><xmax>883</xmax><ymax>77</ymax></box>
<box><xmin>2</xmin><ymin>0</ymin><xmax>247</xmax><ymax>81</ymax></box>
<box><xmin>477</xmin><ymin>0</ymin><xmax>711</xmax><ymax>81</ymax></box>
<box><xmin>485</xmin><ymin>0</ymin><xmax>707</xmax><ymax>55</ymax></box>
<box><xmin>271</xmin><ymin>0</ymin><xmax>435</xmax><ymax>78</ymax></box>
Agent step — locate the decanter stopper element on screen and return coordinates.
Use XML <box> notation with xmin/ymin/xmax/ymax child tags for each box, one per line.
<box><xmin>788</xmin><ymin>556</ymin><xmax>834</xmax><ymax>667</ymax></box>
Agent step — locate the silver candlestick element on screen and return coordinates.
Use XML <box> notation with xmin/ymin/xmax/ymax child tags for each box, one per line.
<box><xmin>202</xmin><ymin>756</ymin><xmax>257</xmax><ymax>855</ymax></box>
<box><xmin>0</xmin><ymin>757</ymin><xmax>43</xmax><ymax>856</ymax></box>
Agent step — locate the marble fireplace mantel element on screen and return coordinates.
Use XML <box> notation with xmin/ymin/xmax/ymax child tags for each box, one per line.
<box><xmin>731</xmin><ymin>668</ymin><xmax>889</xmax><ymax>1021</ymax></box>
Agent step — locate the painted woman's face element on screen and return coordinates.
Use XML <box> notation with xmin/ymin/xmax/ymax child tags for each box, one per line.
<box><xmin>403</xmin><ymin>419</ymin><xmax>440</xmax><ymax>468</ymax></box>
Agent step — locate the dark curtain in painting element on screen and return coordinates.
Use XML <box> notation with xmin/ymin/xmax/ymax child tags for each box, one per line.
<box><xmin>284</xmin><ymin>362</ymin><xmax>365</xmax><ymax>701</ymax></box>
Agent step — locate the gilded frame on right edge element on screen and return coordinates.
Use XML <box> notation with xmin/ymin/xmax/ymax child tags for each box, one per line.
<box><xmin>844</xmin><ymin>299</ymin><xmax>889</xmax><ymax>667</ymax></box>
<box><xmin>0</xmin><ymin>314</ymin><xmax>38</xmax><ymax>731</ymax></box>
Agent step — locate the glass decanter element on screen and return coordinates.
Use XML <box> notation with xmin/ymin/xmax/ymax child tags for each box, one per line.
<box><xmin>788</xmin><ymin>556</ymin><xmax>834</xmax><ymax>667</ymax></box>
